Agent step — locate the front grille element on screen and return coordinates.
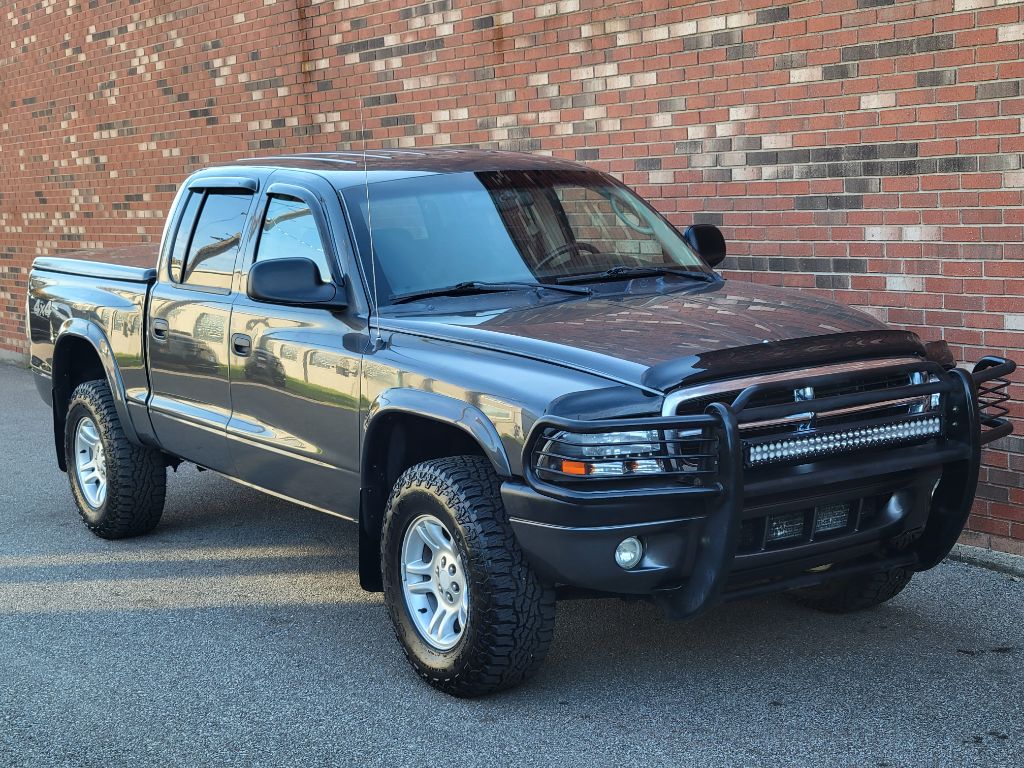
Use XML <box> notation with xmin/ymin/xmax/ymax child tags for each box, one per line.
<box><xmin>667</xmin><ymin>360</ymin><xmax>946</xmax><ymax>468</ymax></box>
<box><xmin>737</xmin><ymin>495</ymin><xmax>885</xmax><ymax>554</ymax></box>
<box><xmin>672</xmin><ymin>371</ymin><xmax>915</xmax><ymax>416</ymax></box>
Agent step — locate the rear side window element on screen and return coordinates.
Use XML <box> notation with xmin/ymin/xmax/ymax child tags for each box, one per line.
<box><xmin>255</xmin><ymin>196</ymin><xmax>332</xmax><ymax>282</ymax></box>
<box><xmin>167</xmin><ymin>192</ymin><xmax>203</xmax><ymax>283</ymax></box>
<box><xmin>180</xmin><ymin>192</ymin><xmax>252</xmax><ymax>290</ymax></box>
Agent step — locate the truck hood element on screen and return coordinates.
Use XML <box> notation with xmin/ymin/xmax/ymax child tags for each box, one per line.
<box><xmin>382</xmin><ymin>280</ymin><xmax>897</xmax><ymax>392</ymax></box>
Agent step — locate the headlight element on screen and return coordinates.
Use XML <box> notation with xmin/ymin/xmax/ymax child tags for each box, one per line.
<box><xmin>536</xmin><ymin>429</ymin><xmax>667</xmax><ymax>477</ymax></box>
<box><xmin>538</xmin><ymin>429</ymin><xmax>664</xmax><ymax>477</ymax></box>
<box><xmin>529</xmin><ymin>421</ymin><xmax>718</xmax><ymax>489</ymax></box>
<box><xmin>557</xmin><ymin>430</ymin><xmax>660</xmax><ymax>458</ymax></box>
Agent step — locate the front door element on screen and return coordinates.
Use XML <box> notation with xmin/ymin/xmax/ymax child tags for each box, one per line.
<box><xmin>226</xmin><ymin>174</ymin><xmax>363</xmax><ymax>515</ymax></box>
<box><xmin>147</xmin><ymin>181</ymin><xmax>257</xmax><ymax>472</ymax></box>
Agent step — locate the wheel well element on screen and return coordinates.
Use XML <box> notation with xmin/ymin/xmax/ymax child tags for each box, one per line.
<box><xmin>358</xmin><ymin>412</ymin><xmax>488</xmax><ymax>592</ymax></box>
<box><xmin>51</xmin><ymin>336</ymin><xmax>107</xmax><ymax>471</ymax></box>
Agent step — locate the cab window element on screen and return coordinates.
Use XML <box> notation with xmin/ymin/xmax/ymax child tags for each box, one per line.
<box><xmin>254</xmin><ymin>195</ymin><xmax>332</xmax><ymax>283</ymax></box>
<box><xmin>167</xmin><ymin>192</ymin><xmax>202</xmax><ymax>283</ymax></box>
<box><xmin>180</xmin><ymin>191</ymin><xmax>252</xmax><ymax>290</ymax></box>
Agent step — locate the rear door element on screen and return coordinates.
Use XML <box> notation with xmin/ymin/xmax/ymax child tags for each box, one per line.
<box><xmin>147</xmin><ymin>175</ymin><xmax>258</xmax><ymax>472</ymax></box>
<box><xmin>226</xmin><ymin>171</ymin><xmax>363</xmax><ymax>514</ymax></box>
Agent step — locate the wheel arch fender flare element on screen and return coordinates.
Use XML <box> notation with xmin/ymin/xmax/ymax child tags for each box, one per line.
<box><xmin>51</xmin><ymin>319</ymin><xmax>141</xmax><ymax>469</ymax></box>
<box><xmin>357</xmin><ymin>388</ymin><xmax>514</xmax><ymax>592</ymax></box>
<box><xmin>361</xmin><ymin>388</ymin><xmax>513</xmax><ymax>481</ymax></box>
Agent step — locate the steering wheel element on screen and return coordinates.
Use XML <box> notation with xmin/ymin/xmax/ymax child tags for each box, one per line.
<box><xmin>535</xmin><ymin>241</ymin><xmax>600</xmax><ymax>271</ymax></box>
<box><xmin>611</xmin><ymin>195</ymin><xmax>655</xmax><ymax>235</ymax></box>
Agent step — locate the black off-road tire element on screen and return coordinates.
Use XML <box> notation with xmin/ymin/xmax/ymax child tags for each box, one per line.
<box><xmin>64</xmin><ymin>379</ymin><xmax>167</xmax><ymax>539</ymax></box>
<box><xmin>381</xmin><ymin>456</ymin><xmax>556</xmax><ymax>697</ymax></box>
<box><xmin>789</xmin><ymin>566</ymin><xmax>914</xmax><ymax>613</ymax></box>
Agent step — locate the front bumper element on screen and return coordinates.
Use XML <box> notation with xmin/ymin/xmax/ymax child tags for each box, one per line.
<box><xmin>504</xmin><ymin>357</ymin><xmax>1016</xmax><ymax>618</ymax></box>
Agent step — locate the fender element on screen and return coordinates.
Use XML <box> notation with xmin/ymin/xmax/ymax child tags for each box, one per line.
<box><xmin>357</xmin><ymin>388</ymin><xmax>515</xmax><ymax>592</ymax></box>
<box><xmin>51</xmin><ymin>319</ymin><xmax>143</xmax><ymax>469</ymax></box>
<box><xmin>362</xmin><ymin>388</ymin><xmax>513</xmax><ymax>479</ymax></box>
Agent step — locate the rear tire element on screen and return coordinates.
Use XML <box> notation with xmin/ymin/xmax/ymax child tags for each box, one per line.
<box><xmin>789</xmin><ymin>565</ymin><xmax>914</xmax><ymax>613</ymax></box>
<box><xmin>381</xmin><ymin>456</ymin><xmax>556</xmax><ymax>697</ymax></box>
<box><xmin>64</xmin><ymin>379</ymin><xmax>167</xmax><ymax>539</ymax></box>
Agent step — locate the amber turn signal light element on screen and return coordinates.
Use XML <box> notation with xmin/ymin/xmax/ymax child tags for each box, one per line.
<box><xmin>559</xmin><ymin>460</ymin><xmax>589</xmax><ymax>476</ymax></box>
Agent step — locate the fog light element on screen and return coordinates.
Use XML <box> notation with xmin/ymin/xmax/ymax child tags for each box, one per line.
<box><xmin>767</xmin><ymin>511</ymin><xmax>805</xmax><ymax>543</ymax></box>
<box><xmin>814</xmin><ymin>503</ymin><xmax>851</xmax><ymax>534</ymax></box>
<box><xmin>615</xmin><ymin>537</ymin><xmax>644</xmax><ymax>570</ymax></box>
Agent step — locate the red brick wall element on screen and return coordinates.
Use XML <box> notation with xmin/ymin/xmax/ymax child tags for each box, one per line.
<box><xmin>1</xmin><ymin>0</ymin><xmax>1021</xmax><ymax>550</ymax></box>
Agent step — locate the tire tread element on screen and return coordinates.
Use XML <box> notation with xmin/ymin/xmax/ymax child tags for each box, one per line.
<box><xmin>790</xmin><ymin>565</ymin><xmax>913</xmax><ymax>613</ymax></box>
<box><xmin>66</xmin><ymin>380</ymin><xmax>166</xmax><ymax>539</ymax></box>
<box><xmin>381</xmin><ymin>455</ymin><xmax>555</xmax><ymax>697</ymax></box>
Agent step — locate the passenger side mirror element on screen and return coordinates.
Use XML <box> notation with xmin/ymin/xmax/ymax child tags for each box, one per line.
<box><xmin>683</xmin><ymin>224</ymin><xmax>727</xmax><ymax>269</ymax></box>
<box><xmin>248</xmin><ymin>257</ymin><xmax>347</xmax><ymax>309</ymax></box>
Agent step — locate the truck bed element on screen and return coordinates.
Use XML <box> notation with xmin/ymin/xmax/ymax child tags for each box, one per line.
<box><xmin>32</xmin><ymin>244</ymin><xmax>159</xmax><ymax>282</ymax></box>
<box><xmin>27</xmin><ymin>247</ymin><xmax>156</xmax><ymax>434</ymax></box>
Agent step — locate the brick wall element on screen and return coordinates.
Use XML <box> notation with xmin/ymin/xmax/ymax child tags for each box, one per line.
<box><xmin>1</xmin><ymin>0</ymin><xmax>1021</xmax><ymax>551</ymax></box>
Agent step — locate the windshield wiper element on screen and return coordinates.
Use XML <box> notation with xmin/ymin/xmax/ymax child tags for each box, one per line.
<box><xmin>555</xmin><ymin>266</ymin><xmax>717</xmax><ymax>285</ymax></box>
<box><xmin>390</xmin><ymin>280</ymin><xmax>591</xmax><ymax>305</ymax></box>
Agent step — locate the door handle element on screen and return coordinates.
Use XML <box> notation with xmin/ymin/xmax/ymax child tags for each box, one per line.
<box><xmin>232</xmin><ymin>333</ymin><xmax>252</xmax><ymax>357</ymax></box>
<box><xmin>151</xmin><ymin>318</ymin><xmax>169</xmax><ymax>342</ymax></box>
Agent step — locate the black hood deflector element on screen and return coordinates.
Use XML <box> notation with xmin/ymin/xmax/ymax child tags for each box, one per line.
<box><xmin>642</xmin><ymin>330</ymin><xmax>927</xmax><ymax>392</ymax></box>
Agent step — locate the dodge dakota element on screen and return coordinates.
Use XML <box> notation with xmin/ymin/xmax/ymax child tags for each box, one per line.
<box><xmin>27</xmin><ymin>150</ymin><xmax>1016</xmax><ymax>696</ymax></box>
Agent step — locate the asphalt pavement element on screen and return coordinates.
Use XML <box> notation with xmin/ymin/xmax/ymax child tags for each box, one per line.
<box><xmin>0</xmin><ymin>362</ymin><xmax>1021</xmax><ymax>768</ymax></box>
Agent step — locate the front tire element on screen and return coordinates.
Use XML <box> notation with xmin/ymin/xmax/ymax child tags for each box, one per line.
<box><xmin>64</xmin><ymin>379</ymin><xmax>167</xmax><ymax>539</ymax></box>
<box><xmin>789</xmin><ymin>565</ymin><xmax>914</xmax><ymax>613</ymax></box>
<box><xmin>381</xmin><ymin>456</ymin><xmax>556</xmax><ymax>697</ymax></box>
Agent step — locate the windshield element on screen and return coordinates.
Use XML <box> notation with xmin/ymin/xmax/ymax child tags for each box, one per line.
<box><xmin>341</xmin><ymin>169</ymin><xmax>711</xmax><ymax>305</ymax></box>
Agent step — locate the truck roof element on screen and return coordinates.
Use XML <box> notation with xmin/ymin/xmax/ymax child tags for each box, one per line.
<box><xmin>219</xmin><ymin>149</ymin><xmax>588</xmax><ymax>189</ymax></box>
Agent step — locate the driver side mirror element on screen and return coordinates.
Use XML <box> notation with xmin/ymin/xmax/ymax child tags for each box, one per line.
<box><xmin>683</xmin><ymin>224</ymin><xmax>727</xmax><ymax>269</ymax></box>
<box><xmin>248</xmin><ymin>257</ymin><xmax>347</xmax><ymax>309</ymax></box>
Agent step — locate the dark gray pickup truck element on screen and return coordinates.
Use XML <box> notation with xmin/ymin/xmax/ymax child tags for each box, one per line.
<box><xmin>27</xmin><ymin>150</ymin><xmax>1016</xmax><ymax>696</ymax></box>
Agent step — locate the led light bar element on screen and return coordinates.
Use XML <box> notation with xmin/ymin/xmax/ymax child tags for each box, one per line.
<box><xmin>746</xmin><ymin>416</ymin><xmax>942</xmax><ymax>467</ymax></box>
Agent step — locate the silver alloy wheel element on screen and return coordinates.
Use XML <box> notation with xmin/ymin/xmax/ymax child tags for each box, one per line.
<box><xmin>401</xmin><ymin>514</ymin><xmax>469</xmax><ymax>651</ymax></box>
<box><xmin>74</xmin><ymin>416</ymin><xmax>107</xmax><ymax>508</ymax></box>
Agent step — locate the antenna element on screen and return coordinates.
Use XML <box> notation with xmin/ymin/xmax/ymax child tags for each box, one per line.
<box><xmin>358</xmin><ymin>99</ymin><xmax>382</xmax><ymax>349</ymax></box>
